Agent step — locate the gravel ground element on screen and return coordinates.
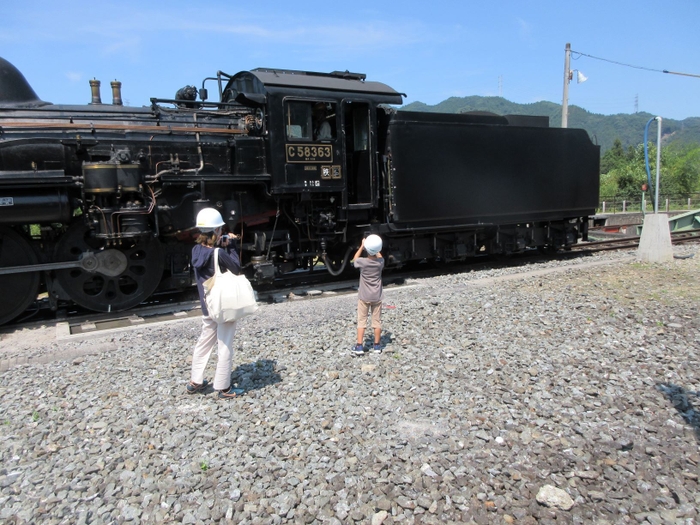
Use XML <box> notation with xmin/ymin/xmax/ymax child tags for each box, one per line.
<box><xmin>0</xmin><ymin>246</ymin><xmax>699</xmax><ymax>524</ymax></box>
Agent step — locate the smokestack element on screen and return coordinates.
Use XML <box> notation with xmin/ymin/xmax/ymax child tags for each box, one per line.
<box><xmin>110</xmin><ymin>80</ymin><xmax>123</xmax><ymax>106</ymax></box>
<box><xmin>89</xmin><ymin>79</ymin><xmax>102</xmax><ymax>105</ymax></box>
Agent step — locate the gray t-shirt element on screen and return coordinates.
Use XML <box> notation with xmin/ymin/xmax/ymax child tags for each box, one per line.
<box><xmin>353</xmin><ymin>257</ymin><xmax>384</xmax><ymax>302</ymax></box>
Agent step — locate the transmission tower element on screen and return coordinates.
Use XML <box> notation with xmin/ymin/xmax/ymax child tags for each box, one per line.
<box><xmin>634</xmin><ymin>94</ymin><xmax>638</xmax><ymax>113</ymax></box>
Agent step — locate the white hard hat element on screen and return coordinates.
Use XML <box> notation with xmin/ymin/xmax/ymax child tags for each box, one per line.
<box><xmin>196</xmin><ymin>208</ymin><xmax>225</xmax><ymax>231</ymax></box>
<box><xmin>364</xmin><ymin>234</ymin><xmax>382</xmax><ymax>255</ymax></box>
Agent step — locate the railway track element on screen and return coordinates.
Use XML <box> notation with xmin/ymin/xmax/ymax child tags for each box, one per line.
<box><xmin>4</xmin><ymin>231</ymin><xmax>698</xmax><ymax>339</ymax></box>
<box><xmin>579</xmin><ymin>228</ymin><xmax>700</xmax><ymax>252</ymax></box>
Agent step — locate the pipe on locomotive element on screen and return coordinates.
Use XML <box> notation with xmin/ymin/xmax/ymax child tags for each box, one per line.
<box><xmin>323</xmin><ymin>246</ymin><xmax>353</xmax><ymax>276</ymax></box>
<box><xmin>110</xmin><ymin>80</ymin><xmax>123</xmax><ymax>106</ymax></box>
<box><xmin>181</xmin><ymin>113</ymin><xmax>204</xmax><ymax>175</ymax></box>
<box><xmin>89</xmin><ymin>79</ymin><xmax>101</xmax><ymax>104</ymax></box>
<box><xmin>88</xmin><ymin>78</ymin><xmax>124</xmax><ymax>105</ymax></box>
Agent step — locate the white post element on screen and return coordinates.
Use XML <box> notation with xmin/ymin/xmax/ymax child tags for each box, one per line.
<box><xmin>622</xmin><ymin>200</ymin><xmax>626</xmax><ymax>212</ymax></box>
<box><xmin>602</xmin><ymin>201</ymin><xmax>606</xmax><ymax>213</ymax></box>
<box><xmin>654</xmin><ymin>117</ymin><xmax>662</xmax><ymax>213</ymax></box>
<box><xmin>638</xmin><ymin>115</ymin><xmax>673</xmax><ymax>263</ymax></box>
<box><xmin>561</xmin><ymin>43</ymin><xmax>571</xmax><ymax>128</ymax></box>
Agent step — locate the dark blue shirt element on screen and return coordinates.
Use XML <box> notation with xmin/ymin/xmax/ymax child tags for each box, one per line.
<box><xmin>192</xmin><ymin>244</ymin><xmax>241</xmax><ymax>316</ymax></box>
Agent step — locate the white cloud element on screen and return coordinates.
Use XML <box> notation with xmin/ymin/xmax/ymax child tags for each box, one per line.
<box><xmin>177</xmin><ymin>19</ymin><xmax>429</xmax><ymax>52</ymax></box>
<box><xmin>65</xmin><ymin>72</ymin><xmax>82</xmax><ymax>83</ymax></box>
<box><xmin>100</xmin><ymin>36</ymin><xmax>142</xmax><ymax>59</ymax></box>
<box><xmin>517</xmin><ymin>18</ymin><xmax>533</xmax><ymax>40</ymax></box>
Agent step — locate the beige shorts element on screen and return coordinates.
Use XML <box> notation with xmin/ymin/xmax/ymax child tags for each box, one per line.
<box><xmin>357</xmin><ymin>300</ymin><xmax>382</xmax><ymax>329</ymax></box>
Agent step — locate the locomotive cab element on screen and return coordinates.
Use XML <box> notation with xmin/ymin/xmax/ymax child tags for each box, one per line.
<box><xmin>218</xmin><ymin>68</ymin><xmax>403</xmax><ymax>278</ymax></box>
<box><xmin>222</xmin><ymin>68</ymin><xmax>402</xmax><ymax>199</ymax></box>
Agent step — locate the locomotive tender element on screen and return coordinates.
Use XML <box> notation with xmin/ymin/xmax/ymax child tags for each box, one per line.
<box><xmin>0</xmin><ymin>57</ymin><xmax>600</xmax><ymax>325</ymax></box>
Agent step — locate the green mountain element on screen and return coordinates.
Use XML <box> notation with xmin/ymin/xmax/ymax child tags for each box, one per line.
<box><xmin>400</xmin><ymin>97</ymin><xmax>700</xmax><ymax>154</ymax></box>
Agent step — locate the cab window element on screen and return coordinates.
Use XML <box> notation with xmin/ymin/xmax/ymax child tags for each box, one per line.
<box><xmin>286</xmin><ymin>102</ymin><xmax>312</xmax><ymax>139</ymax></box>
<box><xmin>285</xmin><ymin>101</ymin><xmax>336</xmax><ymax>141</ymax></box>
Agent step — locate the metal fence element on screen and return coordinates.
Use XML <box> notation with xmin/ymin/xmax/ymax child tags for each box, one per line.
<box><xmin>598</xmin><ymin>193</ymin><xmax>700</xmax><ymax>214</ymax></box>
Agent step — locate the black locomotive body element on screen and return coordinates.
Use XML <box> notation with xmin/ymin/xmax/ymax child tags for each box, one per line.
<box><xmin>0</xmin><ymin>57</ymin><xmax>600</xmax><ymax>325</ymax></box>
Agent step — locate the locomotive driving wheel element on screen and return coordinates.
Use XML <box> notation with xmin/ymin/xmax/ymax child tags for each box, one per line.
<box><xmin>54</xmin><ymin>222</ymin><xmax>164</xmax><ymax>313</ymax></box>
<box><xmin>0</xmin><ymin>226</ymin><xmax>40</xmax><ymax>325</ymax></box>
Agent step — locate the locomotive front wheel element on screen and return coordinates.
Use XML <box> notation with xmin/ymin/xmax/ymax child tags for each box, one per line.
<box><xmin>54</xmin><ymin>223</ymin><xmax>164</xmax><ymax>313</ymax></box>
<box><xmin>0</xmin><ymin>227</ymin><xmax>40</xmax><ymax>325</ymax></box>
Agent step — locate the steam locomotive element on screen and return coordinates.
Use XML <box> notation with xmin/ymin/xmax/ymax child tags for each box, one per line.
<box><xmin>0</xmin><ymin>56</ymin><xmax>600</xmax><ymax>325</ymax></box>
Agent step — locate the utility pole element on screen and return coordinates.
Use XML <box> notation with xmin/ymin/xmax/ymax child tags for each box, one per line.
<box><xmin>561</xmin><ymin>43</ymin><xmax>571</xmax><ymax>128</ymax></box>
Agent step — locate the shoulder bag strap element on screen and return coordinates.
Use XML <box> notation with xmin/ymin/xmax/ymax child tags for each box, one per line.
<box><xmin>213</xmin><ymin>248</ymin><xmax>222</xmax><ymax>276</ymax></box>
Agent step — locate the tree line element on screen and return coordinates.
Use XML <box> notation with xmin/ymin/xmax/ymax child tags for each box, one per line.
<box><xmin>600</xmin><ymin>139</ymin><xmax>700</xmax><ymax>204</ymax></box>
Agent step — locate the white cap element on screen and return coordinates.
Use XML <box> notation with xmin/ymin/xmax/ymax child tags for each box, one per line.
<box><xmin>364</xmin><ymin>234</ymin><xmax>382</xmax><ymax>255</ymax></box>
<box><xmin>196</xmin><ymin>208</ymin><xmax>225</xmax><ymax>231</ymax></box>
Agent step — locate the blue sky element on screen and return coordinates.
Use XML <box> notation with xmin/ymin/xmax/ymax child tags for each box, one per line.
<box><xmin>2</xmin><ymin>0</ymin><xmax>698</xmax><ymax>121</ymax></box>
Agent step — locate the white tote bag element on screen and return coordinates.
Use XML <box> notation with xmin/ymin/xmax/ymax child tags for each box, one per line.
<box><xmin>202</xmin><ymin>248</ymin><xmax>258</xmax><ymax>323</ymax></box>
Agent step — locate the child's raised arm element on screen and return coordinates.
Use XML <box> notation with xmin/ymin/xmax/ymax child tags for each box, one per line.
<box><xmin>352</xmin><ymin>238</ymin><xmax>365</xmax><ymax>262</ymax></box>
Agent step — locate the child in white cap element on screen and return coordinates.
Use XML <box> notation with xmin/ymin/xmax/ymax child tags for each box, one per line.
<box><xmin>351</xmin><ymin>234</ymin><xmax>384</xmax><ymax>355</ymax></box>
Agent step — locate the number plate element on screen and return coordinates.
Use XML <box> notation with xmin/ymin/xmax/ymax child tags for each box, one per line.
<box><xmin>286</xmin><ymin>144</ymin><xmax>333</xmax><ymax>163</ymax></box>
<box><xmin>0</xmin><ymin>197</ymin><xmax>14</xmax><ymax>206</ymax></box>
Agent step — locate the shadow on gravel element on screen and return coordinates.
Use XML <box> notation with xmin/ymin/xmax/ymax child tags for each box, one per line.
<box><xmin>232</xmin><ymin>359</ymin><xmax>282</xmax><ymax>393</ymax></box>
<box><xmin>381</xmin><ymin>331</ymin><xmax>394</xmax><ymax>346</ymax></box>
<box><xmin>656</xmin><ymin>382</ymin><xmax>700</xmax><ymax>441</ymax></box>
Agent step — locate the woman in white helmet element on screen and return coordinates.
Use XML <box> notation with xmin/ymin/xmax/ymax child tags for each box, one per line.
<box><xmin>187</xmin><ymin>207</ymin><xmax>245</xmax><ymax>399</ymax></box>
<box><xmin>351</xmin><ymin>234</ymin><xmax>385</xmax><ymax>355</ymax></box>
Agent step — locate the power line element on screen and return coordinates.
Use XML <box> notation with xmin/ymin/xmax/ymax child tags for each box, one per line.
<box><xmin>571</xmin><ymin>50</ymin><xmax>700</xmax><ymax>79</ymax></box>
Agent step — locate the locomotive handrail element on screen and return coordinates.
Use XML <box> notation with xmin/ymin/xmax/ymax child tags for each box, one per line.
<box><xmin>0</xmin><ymin>121</ymin><xmax>246</xmax><ymax>135</ymax></box>
<box><xmin>385</xmin><ymin>222</ymin><xmax>498</xmax><ymax>233</ymax></box>
<box><xmin>0</xmin><ymin>169</ymin><xmax>71</xmax><ymax>180</ymax></box>
<box><xmin>149</xmin><ymin>97</ymin><xmax>243</xmax><ymax>109</ymax></box>
<box><xmin>202</xmin><ymin>70</ymin><xmax>234</xmax><ymax>102</ymax></box>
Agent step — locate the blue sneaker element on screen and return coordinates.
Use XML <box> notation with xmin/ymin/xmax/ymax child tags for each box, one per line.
<box><xmin>186</xmin><ymin>379</ymin><xmax>209</xmax><ymax>394</ymax></box>
<box><xmin>218</xmin><ymin>385</ymin><xmax>245</xmax><ymax>399</ymax></box>
<box><xmin>371</xmin><ymin>343</ymin><xmax>382</xmax><ymax>354</ymax></box>
<box><xmin>352</xmin><ymin>343</ymin><xmax>365</xmax><ymax>356</ymax></box>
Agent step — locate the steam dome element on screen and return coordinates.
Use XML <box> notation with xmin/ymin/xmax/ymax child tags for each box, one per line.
<box><xmin>0</xmin><ymin>57</ymin><xmax>51</xmax><ymax>107</ymax></box>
